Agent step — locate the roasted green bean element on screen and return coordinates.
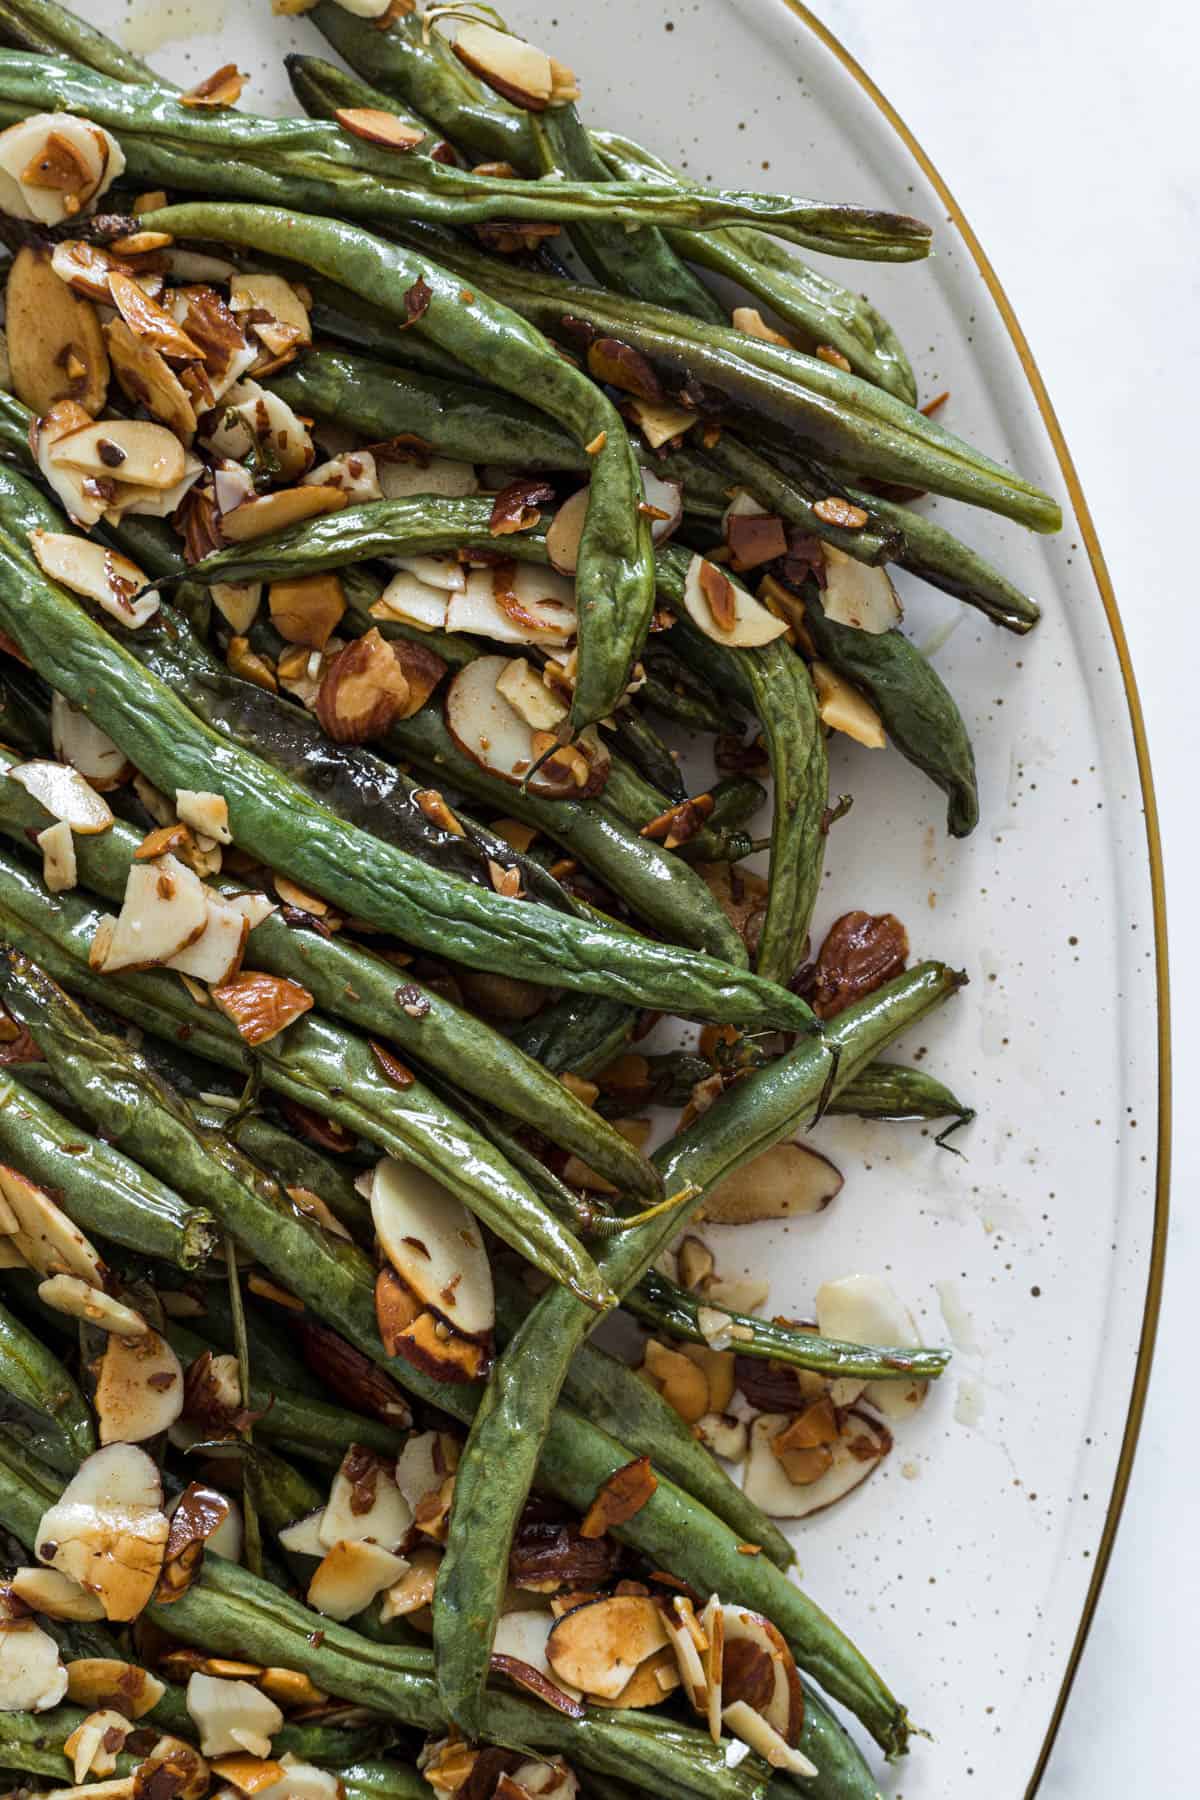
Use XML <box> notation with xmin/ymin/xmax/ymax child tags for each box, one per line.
<box><xmin>0</xmin><ymin>1297</ymin><xmax>93</xmax><ymax>1470</ymax></box>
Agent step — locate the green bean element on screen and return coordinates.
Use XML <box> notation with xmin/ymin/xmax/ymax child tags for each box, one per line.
<box><xmin>0</xmin><ymin>1297</ymin><xmax>93</xmax><ymax>1471</ymax></box>
<box><xmin>639</xmin><ymin>643</ymin><xmax>735</xmax><ymax>734</ymax></box>
<box><xmin>385</xmin><ymin>231</ymin><xmax>1061</xmax><ymax>531</ymax></box>
<box><xmin>608</xmin><ymin>707</ymin><xmax>687</xmax><ymax>803</ymax></box>
<box><xmin>0</xmin><ymin>745</ymin><xmax>658</xmax><ymax>1201</ymax></box>
<box><xmin>338</xmin><ymin>1764</ymin><xmax>428</xmax><ymax>1800</ymax></box>
<box><xmin>305</xmin><ymin>275</ymin><xmax>483</xmax><ymax>381</ymax></box>
<box><xmin>194</xmin><ymin>1106</ymin><xmax>373</xmax><ymax>1243</ymax></box>
<box><xmin>0</xmin><ymin>664</ymin><xmax>50</xmax><ymax>760</ymax></box>
<box><xmin>0</xmin><ymin>521</ymin><xmax>814</xmax><ymax>1035</ymax></box>
<box><xmin>0</xmin><ymin>0</ymin><xmax>153</xmax><ymax>81</ymax></box>
<box><xmin>0</xmin><ymin>1707</ymin><xmax>138</xmax><ymax>1782</ymax></box>
<box><xmin>798</xmin><ymin>588</ymin><xmax>980</xmax><ymax>836</ymax></box>
<box><xmin>268</xmin><ymin>346</ymin><xmax>591</xmax><ymax>473</ymax></box>
<box><xmin>507</xmin><ymin>993</ymin><xmax>634</xmax><ymax>1077</ymax></box>
<box><xmin>0</xmin><ymin>928</ymin><xmax>611</xmax><ymax>1312</ymax></box>
<box><xmin>0</xmin><ymin>1068</ymin><xmax>216</xmax><ymax>1268</ymax></box>
<box><xmin>164</xmin><ymin>1319</ymin><xmax>401</xmax><ymax>1462</ymax></box>
<box><xmin>436</xmin><ymin>964</ymin><xmax>962</xmax><ymax>1751</ymax></box>
<box><xmin>529</xmin><ymin>105</ymin><xmax>727</xmax><ymax>320</ymax></box>
<box><xmin>595</xmin><ymin>131</ymin><xmax>916</xmax><ymax>398</ymax></box>
<box><xmin>627</xmin><ymin>1271</ymin><xmax>952</xmax><ymax>1381</ymax></box>
<box><xmin>493</xmin><ymin>1275</ymin><xmax>794</xmax><ymax>1569</ymax></box>
<box><xmin>0</xmin><ymin>57</ymin><xmax>932</xmax><ymax>256</ymax></box>
<box><xmin>140</xmin><ymin>202</ymin><xmax>652</xmax><ymax>744</ymax></box>
<box><xmin>830</xmin><ymin>1058</ymin><xmax>975</xmax><ymax>1126</ymax></box>
<box><xmin>158</xmin><ymin>1274</ymin><xmax>330</xmax><ymax>1404</ymax></box>
<box><xmin>702</xmin><ymin>434</ymin><xmax>902</xmax><ymax>564</ymax></box>
<box><xmin>654</xmin><ymin>549</ymin><xmax>828</xmax><ymax>981</ymax></box>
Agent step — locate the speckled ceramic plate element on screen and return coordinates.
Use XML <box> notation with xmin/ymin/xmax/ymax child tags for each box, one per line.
<box><xmin>92</xmin><ymin>2</ymin><xmax>1169</xmax><ymax>1793</ymax></box>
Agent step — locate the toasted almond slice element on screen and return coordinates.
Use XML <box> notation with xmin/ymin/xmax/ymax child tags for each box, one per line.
<box><xmin>700</xmin><ymin>1141</ymin><xmax>842</xmax><ymax>1224</ymax></box>
<box><xmin>507</xmin><ymin>1760</ymin><xmax>579</xmax><ymax>1799</ymax></box>
<box><xmin>700</xmin><ymin>1593</ymin><xmax>724</xmax><ymax>1743</ymax></box>
<box><xmin>186</xmin><ymin>1673</ymin><xmax>283</xmax><ymax>1759</ymax></box>
<box><xmin>211</xmin><ymin>970</ymin><xmax>313</xmax><ymax>1045</ymax></box>
<box><xmin>641</xmin><ymin>1338</ymin><xmax>709</xmax><ymax>1425</ymax></box>
<box><xmin>37</xmin><ymin>819</ymin><xmax>77</xmax><ymax>893</ymax></box>
<box><xmin>162</xmin><ymin>1483</ymin><xmax>241</xmax><ymax>1581</ymax></box>
<box><xmin>641</xmin><ymin>469</ymin><xmax>683</xmax><ymax>544</ymax></box>
<box><xmin>625</xmin><ymin>396</ymin><xmax>697</xmax><ymax>450</ymax></box>
<box><xmin>254</xmin><ymin>1670</ymin><xmax>324</xmax><ymax>1710</ymax></box>
<box><xmin>376</xmin><ymin>455</ymin><xmax>478</xmax><ymax>501</ymax></box>
<box><xmin>276</xmin><ymin>1510</ymin><xmax>326</xmax><ymax>1559</ymax></box>
<box><xmin>370</xmin><ymin>1156</ymin><xmax>495</xmax><ymax>1337</ymax></box>
<box><xmin>495</xmin><ymin>657</ymin><xmax>568</xmax><ymax>732</ymax></box>
<box><xmin>165</xmin><ymin>896</ymin><xmax>250</xmax><ymax>987</ymax></box>
<box><xmin>721</xmin><ymin>1700</ymin><xmax>817</xmax><ymax>1777</ymax></box>
<box><xmin>52</xmin><ymin>240</ymin><xmax>157</xmax><ymax>304</ymax></box>
<box><xmin>811</xmin><ymin>662</ymin><xmax>886</xmax><ymax>748</ymax></box>
<box><xmin>681</xmin><ymin>552</ymin><xmax>788</xmax><ymax>648</ymax></box>
<box><xmin>720</xmin><ymin>1605</ymin><xmax>804</xmax><ymax>1744</ymax></box>
<box><xmin>211</xmin><ymin>581</ymin><xmax>263</xmax><ymax>634</ymax></box>
<box><xmin>10</xmin><ymin>759</ymin><xmax>115</xmax><ymax>833</ymax></box>
<box><xmin>819</xmin><ymin>545</ymin><xmax>902</xmax><ymax>633</ymax></box>
<box><xmin>379</xmin><ymin>1544</ymin><xmax>441</xmax><ymax>1622</ymax></box>
<box><xmin>65</xmin><ymin>1658</ymin><xmax>165</xmax><ymax>1717</ymax></box>
<box><xmin>220</xmin><ymin>487</ymin><xmax>346</xmax><ymax>542</ymax></box>
<box><xmin>211</xmin><ymin>1756</ymin><xmax>285</xmax><ymax>1796</ymax></box>
<box><xmin>695</xmin><ymin>1412</ymin><xmax>748</xmax><ymax>1463</ymax></box>
<box><xmin>445</xmin><ymin>566</ymin><xmax>576</xmax><ymax>645</ymax></box>
<box><xmin>335</xmin><ymin>107</ymin><xmax>425</xmax><ymax>150</ymax></box>
<box><xmin>492</xmin><ymin>1611</ymin><xmax>582</xmax><ymax>1704</ymax></box>
<box><xmin>370</xmin><ymin>570</ymin><xmax>448</xmax><ymax>632</ymax></box>
<box><xmin>31</xmin><ymin>399</ymin><xmax>107</xmax><ymax>527</ymax></box>
<box><xmin>268</xmin><ymin>573</ymin><xmax>346</xmax><ymax>650</ymax></box>
<box><xmin>0</xmin><ymin>1168</ymin><xmax>105</xmax><ymax>1285</ymax></box>
<box><xmin>107</xmin><ymin>273</ymin><xmax>202</xmax><ymax>362</ymax></box>
<box><xmin>544</xmin><ymin>486</ymin><xmax>589</xmax><ymax>577</ymax></box>
<box><xmin>203</xmin><ymin>380</ymin><xmax>313</xmax><ymax>482</ymax></box>
<box><xmin>661</xmin><ymin>1600</ymin><xmax>707</xmax><ymax>1715</ymax></box>
<box><xmin>744</xmin><ymin>1410</ymin><xmax>890</xmax><ymax>1518</ymax></box>
<box><xmin>50</xmin><ymin>419</ymin><xmax>185</xmax><ymax>491</ymax></box>
<box><xmin>0</xmin><ymin>114</ymin><xmax>123</xmax><ymax>224</ymax></box>
<box><xmin>9</xmin><ymin>1566</ymin><xmax>107</xmax><ymax>1622</ymax></box>
<box><xmin>100</xmin><ymin>854</ymin><xmax>210</xmax><ymax>973</ymax></box>
<box><xmin>815</xmin><ymin>1275</ymin><xmax>927</xmax><ymax>1417</ymax></box>
<box><xmin>730</xmin><ymin>306</ymin><xmax>792</xmax><ymax>348</ymax></box>
<box><xmin>390</xmin><ymin>553</ymin><xmax>466</xmax><ymax>593</ymax></box>
<box><xmin>253</xmin><ymin>1755</ymin><xmax>341</xmax><ymax>1800</ymax></box>
<box><xmin>29</xmin><ymin>531</ymin><xmax>159</xmax><ymax>629</ymax></box>
<box><xmin>105</xmin><ymin>317</ymin><xmax>196</xmax><ymax>444</ymax></box>
<box><xmin>51</xmin><ymin>693</ymin><xmax>133</xmax><ymax>790</ymax></box>
<box><xmin>301</xmin><ymin>452</ymin><xmax>380</xmax><ymax>504</ymax></box>
<box><xmin>5</xmin><ymin>244</ymin><xmax>108</xmax><ymax>415</ymax></box>
<box><xmin>318</xmin><ymin>1447</ymin><xmax>412</xmax><ymax>1553</ymax></box>
<box><xmin>394</xmin><ymin>1430</ymin><xmax>461</xmax><ymax>1514</ymax></box>
<box><xmin>110</xmin><ymin>453</ymin><xmax>205</xmax><ymax>522</ymax></box>
<box><xmin>306</xmin><ymin>1541</ymin><xmax>409</xmax><ymax>1622</ymax></box>
<box><xmin>545</xmin><ymin>1595</ymin><xmax>670</xmax><ymax>1701</ymax></box>
<box><xmin>0</xmin><ymin>1616</ymin><xmax>68</xmax><ymax>1711</ymax></box>
<box><xmin>452</xmin><ymin>22</ymin><xmax>554</xmax><ymax>108</ymax></box>
<box><xmin>37</xmin><ymin>1445</ymin><xmax>169</xmax><ymax>1622</ymax></box>
<box><xmin>94</xmin><ymin>1327</ymin><xmax>184</xmax><ymax>1446</ymax></box>
<box><xmin>175</xmin><ymin>790</ymin><xmax>232</xmax><ymax>845</ymax></box>
<box><xmin>229</xmin><ymin>274</ymin><xmax>312</xmax><ymax>357</ymax></box>
<box><xmin>63</xmin><ymin>1708</ymin><xmax>131</xmax><ymax>1780</ymax></box>
<box><xmin>445</xmin><ymin>656</ymin><xmax>607</xmax><ymax>799</ymax></box>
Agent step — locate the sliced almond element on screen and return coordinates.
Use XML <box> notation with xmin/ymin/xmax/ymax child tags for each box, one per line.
<box><xmin>700</xmin><ymin>1141</ymin><xmax>843</xmax><ymax>1224</ymax></box>
<box><xmin>4</xmin><ymin>243</ymin><xmax>107</xmax><ymax>415</ymax></box>
<box><xmin>106</xmin><ymin>273</ymin><xmax>202</xmax><ymax>362</ymax></box>
<box><xmin>544</xmin><ymin>486</ymin><xmax>589</xmax><ymax>577</ymax></box>
<box><xmin>212</xmin><ymin>581</ymin><xmax>264</xmax><ymax>634</ymax></box>
<box><xmin>9</xmin><ymin>759</ymin><xmax>115</xmax><ymax>833</ymax></box>
<box><xmin>701</xmin><ymin>1593</ymin><xmax>724</xmax><ymax>1743</ymax></box>
<box><xmin>65</xmin><ymin>1659</ymin><xmax>165</xmax><ymax>1717</ymax></box>
<box><xmin>377</xmin><ymin>455</ymin><xmax>478</xmax><ymax>502</ymax></box>
<box><xmin>545</xmin><ymin>1595</ymin><xmax>670</xmax><ymax>1701</ymax></box>
<box><xmin>641</xmin><ymin>1338</ymin><xmax>709</xmax><ymax>1425</ymax></box>
<box><xmin>111</xmin><ymin>454</ymin><xmax>205</xmax><ymax>523</ymax></box>
<box><xmin>229</xmin><ymin>274</ymin><xmax>312</xmax><ymax>361</ymax></box>
<box><xmin>493</xmin><ymin>1611</ymin><xmax>582</xmax><ymax>1706</ymax></box>
<box><xmin>388</xmin><ymin>553</ymin><xmax>465</xmax><ymax>592</ymax></box>
<box><xmin>211</xmin><ymin>970</ymin><xmax>314</xmax><ymax>1045</ymax></box>
<box><xmin>721</xmin><ymin>1700</ymin><xmax>817</xmax><ymax>1778</ymax></box>
<box><xmin>31</xmin><ymin>399</ymin><xmax>107</xmax><ymax>527</ymax></box>
<box><xmin>625</xmin><ymin>396</ymin><xmax>697</xmax><ymax>449</ymax></box>
<box><xmin>0</xmin><ymin>115</ymin><xmax>123</xmax><ymax>225</ymax></box>
<box><xmin>494</xmin><ymin>657</ymin><xmax>568</xmax><ymax>732</ymax></box>
<box><xmin>29</xmin><ymin>531</ymin><xmax>159</xmax><ymax>629</ymax></box>
<box><xmin>815</xmin><ymin>1275</ymin><xmax>927</xmax><ymax>1418</ymax></box>
<box><xmin>335</xmin><ymin>107</ymin><xmax>425</xmax><ymax>150</ymax></box>
<box><xmin>276</xmin><ymin>1510</ymin><xmax>327</xmax><ymax>1559</ymax></box>
<box><xmin>681</xmin><ymin>552</ymin><xmax>788</xmax><ymax>648</ymax></box>
<box><xmin>100</xmin><ymin>854</ymin><xmax>210</xmax><ymax>973</ymax></box>
<box><xmin>161</xmin><ymin>1485</ymin><xmax>240</xmax><ymax>1592</ymax></box>
<box><xmin>251</xmin><ymin>1756</ymin><xmax>341</xmax><ymax>1800</ymax></box>
<box><xmin>9</xmin><ymin>1566</ymin><xmax>106</xmax><ymax>1622</ymax></box>
<box><xmin>370</xmin><ymin>1156</ymin><xmax>494</xmax><ymax>1337</ymax></box>
<box><xmin>0</xmin><ymin>1616</ymin><xmax>68</xmax><ymax>1711</ymax></box>
<box><xmin>50</xmin><ymin>421</ymin><xmax>185</xmax><ymax>491</ymax></box>
<box><xmin>811</xmin><ymin>662</ymin><xmax>886</xmax><ymax>748</ymax></box>
<box><xmin>744</xmin><ymin>1410</ymin><xmax>890</xmax><ymax>1517</ymax></box>
<box><xmin>186</xmin><ymin>1673</ymin><xmax>283</xmax><ymax>1759</ymax></box>
<box><xmin>221</xmin><ymin>486</ymin><xmax>346</xmax><ymax>542</ymax></box>
<box><xmin>204</xmin><ymin>380</ymin><xmax>313</xmax><ymax>482</ymax></box>
<box><xmin>165</xmin><ymin>896</ymin><xmax>250</xmax><ymax>988</ymax></box>
<box><xmin>306</xmin><ymin>1540</ymin><xmax>409</xmax><ymax>1622</ymax></box>
<box><xmin>301</xmin><ymin>452</ymin><xmax>380</xmax><ymax>504</ymax></box>
<box><xmin>175</xmin><ymin>790</ymin><xmax>232</xmax><ymax>845</ymax></box>
<box><xmin>38</xmin><ymin>1276</ymin><xmax>146</xmax><ymax>1337</ymax></box>
<box><xmin>819</xmin><ymin>546</ymin><xmax>902</xmax><ymax>633</ymax></box>
<box><xmin>105</xmin><ymin>318</ymin><xmax>196</xmax><ymax>443</ymax></box>
<box><xmin>62</xmin><ymin>1709</ymin><xmax>131</xmax><ymax>1780</ymax></box>
<box><xmin>370</xmin><ymin>570</ymin><xmax>448</xmax><ymax>632</ymax></box>
<box><xmin>395</xmin><ymin>1430</ymin><xmax>461</xmax><ymax>1513</ymax></box>
<box><xmin>133</xmin><ymin>1734</ymin><xmax>209</xmax><ymax>1800</ymax></box>
<box><xmin>445</xmin><ymin>565</ymin><xmax>576</xmax><ymax>645</ymax></box>
<box><xmin>0</xmin><ymin>1167</ymin><xmax>105</xmax><ymax>1285</ymax></box>
<box><xmin>51</xmin><ymin>693</ymin><xmax>133</xmax><ymax>790</ymax></box>
<box><xmin>379</xmin><ymin>1544</ymin><xmax>441</xmax><ymax>1622</ymax></box>
<box><xmin>720</xmin><ymin>1605</ymin><xmax>804</xmax><ymax>1744</ymax></box>
<box><xmin>445</xmin><ymin>656</ymin><xmax>608</xmax><ymax>799</ymax></box>
<box><xmin>730</xmin><ymin>306</ymin><xmax>792</xmax><ymax>348</ymax></box>
<box><xmin>695</xmin><ymin>1413</ymin><xmax>748</xmax><ymax>1462</ymax></box>
<box><xmin>641</xmin><ymin>469</ymin><xmax>683</xmax><ymax>544</ymax></box>
<box><xmin>452</xmin><ymin>21</ymin><xmax>554</xmax><ymax>108</ymax></box>
<box><xmin>94</xmin><ymin>1327</ymin><xmax>184</xmax><ymax>1445</ymax></box>
<box><xmin>37</xmin><ymin>819</ymin><xmax>77</xmax><ymax>893</ymax></box>
<box><xmin>318</xmin><ymin>1446</ymin><xmax>412</xmax><ymax>1553</ymax></box>
<box><xmin>268</xmin><ymin>573</ymin><xmax>346</xmax><ymax>651</ymax></box>
<box><xmin>36</xmin><ymin>1445</ymin><xmax>169</xmax><ymax>1621</ymax></box>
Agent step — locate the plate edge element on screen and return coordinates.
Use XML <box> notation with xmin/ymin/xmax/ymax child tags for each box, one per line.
<box><xmin>770</xmin><ymin>5</ymin><xmax>1172</xmax><ymax>1789</ymax></box>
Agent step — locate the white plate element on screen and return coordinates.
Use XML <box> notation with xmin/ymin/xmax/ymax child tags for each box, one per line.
<box><xmin>92</xmin><ymin>3</ymin><xmax>1169</xmax><ymax>1793</ymax></box>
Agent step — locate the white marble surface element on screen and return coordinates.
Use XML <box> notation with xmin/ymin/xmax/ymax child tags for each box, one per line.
<box><xmin>806</xmin><ymin>0</ymin><xmax>1194</xmax><ymax>1788</ymax></box>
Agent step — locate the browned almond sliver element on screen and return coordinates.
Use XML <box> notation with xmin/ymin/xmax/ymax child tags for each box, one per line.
<box><xmin>211</xmin><ymin>970</ymin><xmax>314</xmax><ymax>1045</ymax></box>
<box><xmin>812</xmin><ymin>495</ymin><xmax>870</xmax><ymax>531</ymax></box>
<box><xmin>180</xmin><ymin>63</ymin><xmax>246</xmax><ymax>107</ymax></box>
<box><xmin>639</xmin><ymin>793</ymin><xmax>714</xmax><ymax>850</ymax></box>
<box><xmin>208</xmin><ymin>1756</ymin><xmax>282</xmax><ymax>1795</ymax></box>
<box><xmin>298</xmin><ymin>1320</ymin><xmax>411</xmax><ymax>1430</ymax></box>
<box><xmin>154</xmin><ymin>1483</ymin><xmax>231</xmax><ymax>1605</ymax></box>
<box><xmin>335</xmin><ymin>106</ymin><xmax>425</xmax><ymax>150</ymax></box>
<box><xmin>65</xmin><ymin>1658</ymin><xmax>165</xmax><ymax>1718</ymax></box>
<box><xmin>107</xmin><ymin>273</ymin><xmax>202</xmax><ymax>362</ymax></box>
<box><xmin>489</xmin><ymin>1653</ymin><xmax>585</xmax><ymax>1719</ymax></box>
<box><xmin>374</xmin><ymin>1265</ymin><xmax>423</xmax><ymax>1357</ymax></box>
<box><xmin>697</xmin><ymin>560</ymin><xmax>738</xmax><ymax>634</ymax></box>
<box><xmin>22</xmin><ymin>129</ymin><xmax>93</xmax><ymax>203</ymax></box>
<box><xmin>315</xmin><ymin>629</ymin><xmax>410</xmax><ymax>744</ymax></box>
<box><xmin>580</xmin><ymin>1456</ymin><xmax>658</xmax><ymax>1539</ymax></box>
<box><xmin>545</xmin><ymin>1594</ymin><xmax>671</xmax><ymax>1702</ymax></box>
<box><xmin>393</xmin><ymin>638</ymin><xmax>448</xmax><ymax>719</ymax></box>
<box><xmin>489</xmin><ymin>475</ymin><xmax>557</xmax><ymax>536</ymax></box>
<box><xmin>452</xmin><ymin>20</ymin><xmax>555</xmax><ymax>109</ymax></box>
<box><xmin>727</xmin><ymin>511</ymin><xmax>788</xmax><ymax>572</ymax></box>
<box><xmin>5</xmin><ymin>244</ymin><xmax>108</xmax><ymax>416</ymax></box>
<box><xmin>392</xmin><ymin>1311</ymin><xmax>489</xmax><ymax>1384</ymax></box>
<box><xmin>51</xmin><ymin>241</ymin><xmax>144</xmax><ymax>305</ymax></box>
<box><xmin>267</xmin><ymin>572</ymin><xmax>346</xmax><ymax>650</ymax></box>
<box><xmin>133</xmin><ymin>1735</ymin><xmax>210</xmax><ymax>1800</ymax></box>
<box><xmin>586</xmin><ymin>337</ymin><xmax>662</xmax><ymax>401</ymax></box>
<box><xmin>105</xmin><ymin>319</ymin><xmax>197</xmax><ymax>445</ymax></box>
<box><xmin>795</xmin><ymin>909</ymin><xmax>909</xmax><ymax>1019</ymax></box>
<box><xmin>220</xmin><ymin>486</ymin><xmax>347</xmax><ymax>543</ymax></box>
